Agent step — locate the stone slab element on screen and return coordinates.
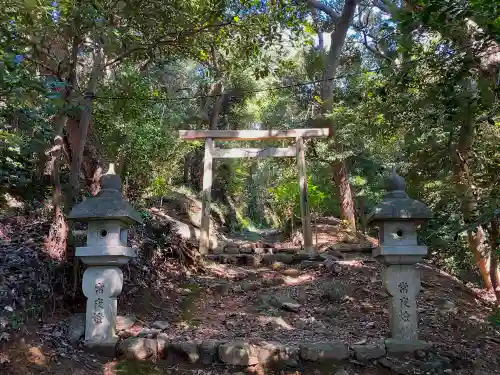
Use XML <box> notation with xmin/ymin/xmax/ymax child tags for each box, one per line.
<box><xmin>384</xmin><ymin>339</ymin><xmax>430</xmax><ymax>354</ymax></box>
<box><xmin>352</xmin><ymin>342</ymin><xmax>386</xmax><ymax>360</ymax></box>
<box><xmin>152</xmin><ymin>321</ymin><xmax>170</xmax><ymax>330</ymax></box>
<box><xmin>201</xmin><ymin>340</ymin><xmax>224</xmax><ymax>364</ymax></box>
<box><xmin>219</xmin><ymin>341</ymin><xmax>260</xmax><ymax>366</ymax></box>
<box><xmin>118</xmin><ymin>337</ymin><xmax>157</xmax><ymax>360</ymax></box>
<box><xmin>84</xmin><ymin>338</ymin><xmax>118</xmax><ymax>357</ymax></box>
<box><xmin>299</xmin><ymin>342</ymin><xmax>349</xmax><ymax>361</ymax></box>
<box><xmin>170</xmin><ymin>342</ymin><xmax>200</xmax><ymax>363</ymax></box>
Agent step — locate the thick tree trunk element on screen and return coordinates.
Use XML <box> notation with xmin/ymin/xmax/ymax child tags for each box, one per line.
<box><xmin>313</xmin><ymin>0</ymin><xmax>358</xmax><ymax>231</ymax></box>
<box><xmin>489</xmin><ymin>218</ymin><xmax>500</xmax><ymax>301</ymax></box>
<box><xmin>332</xmin><ymin>160</ymin><xmax>356</xmax><ymax>230</ymax></box>
<box><xmin>67</xmin><ymin>119</ymin><xmax>103</xmax><ymax>195</ymax></box>
<box><xmin>453</xmin><ymin>82</ymin><xmax>492</xmax><ymax>289</ymax></box>
<box><xmin>81</xmin><ymin>123</ymin><xmax>104</xmax><ymax>195</ymax></box>
<box><xmin>209</xmin><ymin>81</ymin><xmax>224</xmax><ymax>130</ymax></box>
<box><xmin>68</xmin><ymin>49</ymin><xmax>103</xmax><ymax>206</ymax></box>
<box><xmin>321</xmin><ymin>0</ymin><xmax>357</xmax><ymax>112</ymax></box>
<box><xmin>467</xmin><ymin>227</ymin><xmax>492</xmax><ymax>289</ymax></box>
<box><xmin>44</xmin><ymin>35</ymin><xmax>79</xmax><ymax>262</ymax></box>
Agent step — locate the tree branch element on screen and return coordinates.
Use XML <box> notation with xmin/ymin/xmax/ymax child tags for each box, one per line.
<box><xmin>321</xmin><ymin>0</ymin><xmax>358</xmax><ymax>111</ymax></box>
<box><xmin>307</xmin><ymin>0</ymin><xmax>340</xmax><ymax>21</ymax></box>
<box><xmin>373</xmin><ymin>0</ymin><xmax>393</xmax><ymax>14</ymax></box>
<box><xmin>105</xmin><ymin>21</ymin><xmax>234</xmax><ymax>67</ymax></box>
<box><xmin>361</xmin><ymin>29</ymin><xmax>393</xmax><ymax>62</ymax></box>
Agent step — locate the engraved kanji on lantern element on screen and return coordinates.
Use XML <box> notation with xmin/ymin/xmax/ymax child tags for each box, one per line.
<box><xmin>367</xmin><ymin>167</ymin><xmax>432</xmax><ymax>350</ymax></box>
<box><xmin>69</xmin><ymin>164</ymin><xmax>142</xmax><ymax>350</ymax></box>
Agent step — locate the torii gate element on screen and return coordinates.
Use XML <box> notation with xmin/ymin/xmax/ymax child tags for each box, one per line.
<box><xmin>179</xmin><ymin>128</ymin><xmax>330</xmax><ymax>254</ymax></box>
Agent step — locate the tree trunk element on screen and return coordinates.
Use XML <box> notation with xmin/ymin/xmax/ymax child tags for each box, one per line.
<box><xmin>321</xmin><ymin>0</ymin><xmax>357</xmax><ymax>112</ymax></box>
<box><xmin>453</xmin><ymin>80</ymin><xmax>492</xmax><ymax>289</ymax></box>
<box><xmin>81</xmin><ymin>122</ymin><xmax>104</xmax><ymax>195</ymax></box>
<box><xmin>313</xmin><ymin>0</ymin><xmax>358</xmax><ymax>231</ymax></box>
<box><xmin>467</xmin><ymin>227</ymin><xmax>492</xmax><ymax>289</ymax></box>
<box><xmin>489</xmin><ymin>218</ymin><xmax>500</xmax><ymax>301</ymax></box>
<box><xmin>44</xmin><ymin>34</ymin><xmax>79</xmax><ymax>262</ymax></box>
<box><xmin>183</xmin><ymin>153</ymin><xmax>191</xmax><ymax>185</ymax></box>
<box><xmin>332</xmin><ymin>160</ymin><xmax>356</xmax><ymax>230</ymax></box>
<box><xmin>68</xmin><ymin>49</ymin><xmax>103</xmax><ymax>206</ymax></box>
<box><xmin>44</xmin><ymin>115</ymin><xmax>69</xmax><ymax>261</ymax></box>
<box><xmin>209</xmin><ymin>81</ymin><xmax>224</xmax><ymax>130</ymax></box>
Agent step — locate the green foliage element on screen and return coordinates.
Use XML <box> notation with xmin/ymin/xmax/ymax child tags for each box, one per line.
<box><xmin>268</xmin><ymin>175</ymin><xmax>328</xmax><ymax>225</ymax></box>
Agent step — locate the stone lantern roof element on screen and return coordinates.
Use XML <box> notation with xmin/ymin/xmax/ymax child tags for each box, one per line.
<box><xmin>69</xmin><ymin>164</ymin><xmax>143</xmax><ymax>225</ymax></box>
<box><xmin>367</xmin><ymin>167</ymin><xmax>432</xmax><ymax>223</ymax></box>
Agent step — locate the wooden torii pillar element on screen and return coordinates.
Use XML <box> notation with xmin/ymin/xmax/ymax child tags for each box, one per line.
<box><xmin>179</xmin><ymin>129</ymin><xmax>330</xmax><ymax>254</ymax></box>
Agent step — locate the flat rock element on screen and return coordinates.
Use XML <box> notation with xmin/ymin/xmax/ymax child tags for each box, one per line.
<box><xmin>137</xmin><ymin>328</ymin><xmax>161</xmax><ymax>338</ymax></box>
<box><xmin>224</xmin><ymin>245</ymin><xmax>240</xmax><ymax>254</ymax></box>
<box><xmin>282</xmin><ymin>358</ymin><xmax>299</xmax><ymax>369</ymax></box>
<box><xmin>259</xmin><ymin>294</ymin><xmax>301</xmax><ymax>312</ymax></box>
<box><xmin>384</xmin><ymin>339</ymin><xmax>430</xmax><ymax>354</ymax></box>
<box><xmin>269</xmin><ymin>316</ymin><xmax>293</xmax><ymax>330</ymax></box>
<box><xmin>171</xmin><ymin>342</ymin><xmax>200</xmax><ymax>363</ymax></box>
<box><xmin>157</xmin><ymin>337</ymin><xmax>169</xmax><ymax>358</ymax></box>
<box><xmin>219</xmin><ymin>341</ymin><xmax>296</xmax><ymax>366</ymax></box>
<box><xmin>300</xmin><ymin>260</ymin><xmax>324</xmax><ymax>269</ymax></box>
<box><xmin>261</xmin><ymin>254</ymin><xmax>277</xmax><ymax>265</ymax></box>
<box><xmin>378</xmin><ymin>358</ymin><xmax>409</xmax><ymax>375</ymax></box>
<box><xmin>293</xmin><ymin>252</ymin><xmax>311</xmax><ymax>262</ymax></box>
<box><xmin>281</xmin><ymin>301</ymin><xmax>301</xmax><ymax>312</ymax></box>
<box><xmin>261</xmin><ymin>276</ymin><xmax>285</xmax><ymax>287</ymax></box>
<box><xmin>300</xmin><ymin>342</ymin><xmax>349</xmax><ymax>361</ymax></box>
<box><xmin>118</xmin><ymin>337</ymin><xmax>157</xmax><ymax>360</ymax></box>
<box><xmin>335</xmin><ymin>369</ymin><xmax>349</xmax><ymax>375</ymax></box>
<box><xmin>219</xmin><ymin>341</ymin><xmax>260</xmax><ymax>366</ymax></box>
<box><xmin>243</xmin><ymin>254</ymin><xmax>261</xmax><ymax>267</ymax></box>
<box><xmin>257</xmin><ymin>341</ymin><xmax>297</xmax><ymax>364</ymax></box>
<box><xmin>200</xmin><ymin>340</ymin><xmax>223</xmax><ymax>364</ymax></box>
<box><xmin>241</xmin><ymin>282</ymin><xmax>260</xmax><ymax>292</ymax></box>
<box><xmin>281</xmin><ymin>268</ymin><xmax>301</xmax><ymax>277</ymax></box>
<box><xmin>67</xmin><ymin>313</ymin><xmax>85</xmax><ymax>345</ymax></box>
<box><xmin>214</xmin><ymin>283</ymin><xmax>230</xmax><ymax>295</ymax></box>
<box><xmin>322</xmin><ymin>281</ymin><xmax>348</xmax><ymax>301</ymax></box>
<box><xmin>352</xmin><ymin>342</ymin><xmax>386</xmax><ymax>360</ymax></box>
<box><xmin>84</xmin><ymin>339</ymin><xmax>118</xmax><ymax>357</ymax></box>
<box><xmin>324</xmin><ymin>307</ymin><xmax>338</xmax><ymax>317</ymax></box>
<box><xmin>116</xmin><ymin>314</ymin><xmax>136</xmax><ymax>331</ymax></box>
<box><xmin>276</xmin><ymin>253</ymin><xmax>294</xmax><ymax>264</ymax></box>
<box><xmin>151</xmin><ymin>321</ymin><xmax>170</xmax><ymax>330</ymax></box>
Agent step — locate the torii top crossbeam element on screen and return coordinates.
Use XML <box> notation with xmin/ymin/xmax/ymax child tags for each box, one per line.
<box><xmin>179</xmin><ymin>128</ymin><xmax>330</xmax><ymax>141</ymax></box>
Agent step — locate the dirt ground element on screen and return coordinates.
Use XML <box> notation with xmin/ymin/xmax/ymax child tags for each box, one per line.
<box><xmin>2</xmin><ymin>251</ymin><xmax>499</xmax><ymax>375</ymax></box>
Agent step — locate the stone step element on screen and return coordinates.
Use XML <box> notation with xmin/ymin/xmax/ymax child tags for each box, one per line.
<box><xmin>113</xmin><ymin>336</ymin><xmax>427</xmax><ymax>365</ymax></box>
<box><xmin>204</xmin><ymin>252</ymin><xmax>374</xmax><ymax>270</ymax></box>
<box><xmin>219</xmin><ymin>244</ymin><xmax>374</xmax><ymax>256</ymax></box>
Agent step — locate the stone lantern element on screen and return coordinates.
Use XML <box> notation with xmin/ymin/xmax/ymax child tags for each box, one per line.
<box><xmin>69</xmin><ymin>164</ymin><xmax>142</xmax><ymax>353</ymax></box>
<box><xmin>367</xmin><ymin>168</ymin><xmax>432</xmax><ymax>352</ymax></box>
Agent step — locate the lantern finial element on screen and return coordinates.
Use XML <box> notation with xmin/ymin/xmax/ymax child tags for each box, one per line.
<box><xmin>387</xmin><ymin>166</ymin><xmax>406</xmax><ymax>192</ymax></box>
<box><xmin>101</xmin><ymin>163</ymin><xmax>121</xmax><ymax>191</ymax></box>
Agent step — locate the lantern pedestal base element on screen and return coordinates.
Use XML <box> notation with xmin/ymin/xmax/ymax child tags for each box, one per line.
<box><xmin>84</xmin><ymin>338</ymin><xmax>119</xmax><ymax>357</ymax></box>
<box><xmin>385</xmin><ymin>339</ymin><xmax>430</xmax><ymax>354</ymax></box>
